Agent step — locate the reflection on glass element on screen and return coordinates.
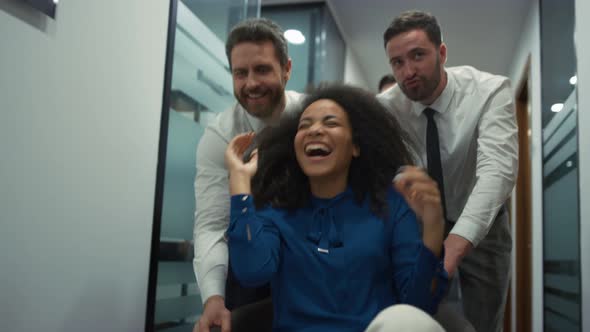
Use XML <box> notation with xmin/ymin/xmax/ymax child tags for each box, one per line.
<box><xmin>540</xmin><ymin>0</ymin><xmax>581</xmax><ymax>330</ymax></box>
<box><xmin>151</xmin><ymin>0</ymin><xmax>260</xmax><ymax>330</ymax></box>
<box><xmin>262</xmin><ymin>3</ymin><xmax>345</xmax><ymax>92</ymax></box>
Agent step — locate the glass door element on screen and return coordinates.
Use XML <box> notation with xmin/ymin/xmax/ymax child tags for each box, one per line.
<box><xmin>540</xmin><ymin>0</ymin><xmax>581</xmax><ymax>330</ymax></box>
<box><xmin>147</xmin><ymin>1</ymin><xmax>260</xmax><ymax>331</ymax></box>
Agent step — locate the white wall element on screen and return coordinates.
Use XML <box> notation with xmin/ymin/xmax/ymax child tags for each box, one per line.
<box><xmin>0</xmin><ymin>0</ymin><xmax>169</xmax><ymax>331</ymax></box>
<box><xmin>575</xmin><ymin>0</ymin><xmax>590</xmax><ymax>330</ymax></box>
<box><xmin>343</xmin><ymin>45</ymin><xmax>371</xmax><ymax>90</ymax></box>
<box><xmin>324</xmin><ymin>1</ymin><xmax>370</xmax><ymax>90</ymax></box>
<box><xmin>506</xmin><ymin>0</ymin><xmax>543</xmax><ymax>331</ymax></box>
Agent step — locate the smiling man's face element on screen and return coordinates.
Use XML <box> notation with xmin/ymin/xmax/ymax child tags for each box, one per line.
<box><xmin>230</xmin><ymin>40</ymin><xmax>291</xmax><ymax>120</ymax></box>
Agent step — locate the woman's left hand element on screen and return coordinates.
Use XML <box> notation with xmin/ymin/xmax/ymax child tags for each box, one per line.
<box><xmin>393</xmin><ymin>166</ymin><xmax>442</xmax><ymax>222</ymax></box>
<box><xmin>393</xmin><ymin>166</ymin><xmax>444</xmax><ymax>255</ymax></box>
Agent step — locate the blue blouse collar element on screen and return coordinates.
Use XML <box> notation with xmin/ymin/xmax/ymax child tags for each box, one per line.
<box><xmin>309</xmin><ymin>186</ymin><xmax>354</xmax><ymax>207</ymax></box>
<box><xmin>307</xmin><ymin>187</ymin><xmax>354</xmax><ymax>252</ymax></box>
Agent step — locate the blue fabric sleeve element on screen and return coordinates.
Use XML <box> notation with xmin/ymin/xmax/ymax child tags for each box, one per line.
<box><xmin>390</xmin><ymin>198</ymin><xmax>449</xmax><ymax>314</ymax></box>
<box><xmin>227</xmin><ymin>194</ymin><xmax>281</xmax><ymax>288</ymax></box>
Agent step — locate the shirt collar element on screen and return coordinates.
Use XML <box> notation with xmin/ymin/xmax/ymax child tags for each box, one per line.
<box><xmin>410</xmin><ymin>69</ymin><xmax>455</xmax><ymax>117</ymax></box>
<box><xmin>310</xmin><ymin>186</ymin><xmax>354</xmax><ymax>208</ymax></box>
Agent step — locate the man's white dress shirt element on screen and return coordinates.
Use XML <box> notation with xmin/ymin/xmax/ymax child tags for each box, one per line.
<box><xmin>378</xmin><ymin>66</ymin><xmax>518</xmax><ymax>247</ymax></box>
<box><xmin>193</xmin><ymin>90</ymin><xmax>304</xmax><ymax>303</ymax></box>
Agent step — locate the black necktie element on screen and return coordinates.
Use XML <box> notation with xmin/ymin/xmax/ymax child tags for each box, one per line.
<box><xmin>424</xmin><ymin>108</ymin><xmax>448</xmax><ymax>222</ymax></box>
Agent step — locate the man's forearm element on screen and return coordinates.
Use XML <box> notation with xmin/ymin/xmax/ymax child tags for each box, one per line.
<box><xmin>193</xmin><ymin>241</ymin><xmax>228</xmax><ymax>304</ymax></box>
<box><xmin>450</xmin><ymin>176</ymin><xmax>513</xmax><ymax>247</ymax></box>
<box><xmin>194</xmin><ymin>130</ymin><xmax>233</xmax><ymax>305</ymax></box>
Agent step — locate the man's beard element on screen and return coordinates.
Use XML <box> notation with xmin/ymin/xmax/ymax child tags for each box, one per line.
<box><xmin>399</xmin><ymin>56</ymin><xmax>442</xmax><ymax>102</ymax></box>
<box><xmin>237</xmin><ymin>86</ymin><xmax>284</xmax><ymax>120</ymax></box>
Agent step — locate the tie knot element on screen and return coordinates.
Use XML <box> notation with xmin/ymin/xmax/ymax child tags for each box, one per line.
<box><xmin>424</xmin><ymin>108</ymin><xmax>436</xmax><ymax>119</ymax></box>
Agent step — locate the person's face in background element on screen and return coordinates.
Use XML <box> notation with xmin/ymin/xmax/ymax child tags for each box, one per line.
<box><xmin>385</xmin><ymin>29</ymin><xmax>446</xmax><ymax>104</ymax></box>
<box><xmin>230</xmin><ymin>40</ymin><xmax>292</xmax><ymax>120</ymax></box>
<box><xmin>294</xmin><ymin>99</ymin><xmax>360</xmax><ymax>184</ymax></box>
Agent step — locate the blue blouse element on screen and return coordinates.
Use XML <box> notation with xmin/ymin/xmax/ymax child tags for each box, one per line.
<box><xmin>227</xmin><ymin>187</ymin><xmax>447</xmax><ymax>332</ymax></box>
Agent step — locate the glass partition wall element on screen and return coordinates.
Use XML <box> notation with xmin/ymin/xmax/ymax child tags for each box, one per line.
<box><xmin>540</xmin><ymin>0</ymin><xmax>581</xmax><ymax>330</ymax></box>
<box><xmin>146</xmin><ymin>1</ymin><xmax>259</xmax><ymax>331</ymax></box>
<box><xmin>262</xmin><ymin>2</ymin><xmax>345</xmax><ymax>92</ymax></box>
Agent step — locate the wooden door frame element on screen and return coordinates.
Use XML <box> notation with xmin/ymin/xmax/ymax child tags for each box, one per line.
<box><xmin>509</xmin><ymin>57</ymin><xmax>533</xmax><ymax>332</ymax></box>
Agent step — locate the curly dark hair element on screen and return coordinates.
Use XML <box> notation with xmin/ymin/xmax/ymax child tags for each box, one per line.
<box><xmin>383</xmin><ymin>10</ymin><xmax>442</xmax><ymax>48</ymax></box>
<box><xmin>251</xmin><ymin>84</ymin><xmax>414</xmax><ymax>216</ymax></box>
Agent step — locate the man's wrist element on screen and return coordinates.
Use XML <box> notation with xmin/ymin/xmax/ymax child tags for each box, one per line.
<box><xmin>445</xmin><ymin>234</ymin><xmax>473</xmax><ymax>260</ymax></box>
<box><xmin>197</xmin><ymin>271</ymin><xmax>227</xmax><ymax>305</ymax></box>
<box><xmin>204</xmin><ymin>295</ymin><xmax>225</xmax><ymax>308</ymax></box>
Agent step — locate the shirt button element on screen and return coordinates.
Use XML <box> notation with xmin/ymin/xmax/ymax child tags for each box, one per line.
<box><xmin>242</xmin><ymin>207</ymin><xmax>248</xmax><ymax>213</ymax></box>
<box><xmin>242</xmin><ymin>195</ymin><xmax>248</xmax><ymax>201</ymax></box>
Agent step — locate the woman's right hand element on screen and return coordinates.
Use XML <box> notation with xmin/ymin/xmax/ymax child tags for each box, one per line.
<box><xmin>225</xmin><ymin>132</ymin><xmax>258</xmax><ymax>179</ymax></box>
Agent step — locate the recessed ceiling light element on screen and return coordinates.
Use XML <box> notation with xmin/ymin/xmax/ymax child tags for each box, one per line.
<box><xmin>551</xmin><ymin>103</ymin><xmax>564</xmax><ymax>113</ymax></box>
<box><xmin>284</xmin><ymin>29</ymin><xmax>305</xmax><ymax>45</ymax></box>
<box><xmin>570</xmin><ymin>75</ymin><xmax>577</xmax><ymax>85</ymax></box>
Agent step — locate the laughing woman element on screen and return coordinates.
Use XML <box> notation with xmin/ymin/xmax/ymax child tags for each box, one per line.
<box><xmin>225</xmin><ymin>85</ymin><xmax>447</xmax><ymax>332</ymax></box>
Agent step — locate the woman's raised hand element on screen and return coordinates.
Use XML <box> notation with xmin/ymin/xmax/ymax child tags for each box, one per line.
<box><xmin>225</xmin><ymin>132</ymin><xmax>258</xmax><ymax>179</ymax></box>
<box><xmin>393</xmin><ymin>166</ymin><xmax>444</xmax><ymax>257</ymax></box>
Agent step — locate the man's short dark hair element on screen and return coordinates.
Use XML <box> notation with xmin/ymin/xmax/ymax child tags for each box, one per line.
<box><xmin>378</xmin><ymin>74</ymin><xmax>396</xmax><ymax>91</ymax></box>
<box><xmin>225</xmin><ymin>18</ymin><xmax>289</xmax><ymax>69</ymax></box>
<box><xmin>383</xmin><ymin>10</ymin><xmax>442</xmax><ymax>48</ymax></box>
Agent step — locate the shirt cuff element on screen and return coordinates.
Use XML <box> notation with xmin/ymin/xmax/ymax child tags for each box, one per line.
<box><xmin>198</xmin><ymin>265</ymin><xmax>227</xmax><ymax>305</ymax></box>
<box><xmin>419</xmin><ymin>245</ymin><xmax>448</xmax><ymax>312</ymax></box>
<box><xmin>429</xmin><ymin>246</ymin><xmax>449</xmax><ymax>305</ymax></box>
<box><xmin>449</xmin><ymin>219</ymin><xmax>485</xmax><ymax>248</ymax></box>
<box><xmin>229</xmin><ymin>194</ymin><xmax>254</xmax><ymax>222</ymax></box>
<box><xmin>417</xmin><ymin>244</ymin><xmax>445</xmax><ymax>278</ymax></box>
<box><xmin>228</xmin><ymin>194</ymin><xmax>264</xmax><ymax>244</ymax></box>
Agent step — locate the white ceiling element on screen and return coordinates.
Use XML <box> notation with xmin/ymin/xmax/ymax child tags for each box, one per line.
<box><xmin>262</xmin><ymin>0</ymin><xmax>532</xmax><ymax>90</ymax></box>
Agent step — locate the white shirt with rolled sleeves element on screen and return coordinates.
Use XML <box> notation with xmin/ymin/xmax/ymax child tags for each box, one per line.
<box><xmin>193</xmin><ymin>90</ymin><xmax>305</xmax><ymax>304</ymax></box>
<box><xmin>377</xmin><ymin>66</ymin><xmax>518</xmax><ymax>247</ymax></box>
